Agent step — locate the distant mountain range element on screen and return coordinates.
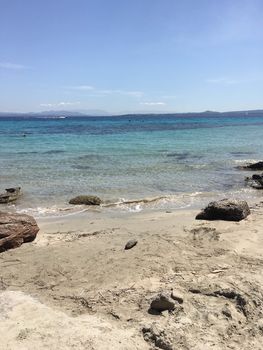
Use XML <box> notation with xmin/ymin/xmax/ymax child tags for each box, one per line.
<box><xmin>0</xmin><ymin>109</ymin><xmax>110</xmax><ymax>117</ymax></box>
<box><xmin>1</xmin><ymin>109</ymin><xmax>263</xmax><ymax>118</ymax></box>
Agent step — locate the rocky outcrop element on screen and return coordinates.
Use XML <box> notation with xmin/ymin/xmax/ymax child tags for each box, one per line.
<box><xmin>196</xmin><ymin>199</ymin><xmax>250</xmax><ymax>221</ymax></box>
<box><xmin>238</xmin><ymin>161</ymin><xmax>263</xmax><ymax>170</ymax></box>
<box><xmin>0</xmin><ymin>187</ymin><xmax>21</xmax><ymax>204</ymax></box>
<box><xmin>245</xmin><ymin>174</ymin><xmax>263</xmax><ymax>189</ymax></box>
<box><xmin>69</xmin><ymin>195</ymin><xmax>102</xmax><ymax>206</ymax></box>
<box><xmin>0</xmin><ymin>211</ymin><xmax>39</xmax><ymax>252</ymax></box>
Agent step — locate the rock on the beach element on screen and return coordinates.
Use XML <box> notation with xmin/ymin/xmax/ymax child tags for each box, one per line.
<box><xmin>239</xmin><ymin>161</ymin><xmax>263</xmax><ymax>170</ymax></box>
<box><xmin>196</xmin><ymin>199</ymin><xmax>250</xmax><ymax>221</ymax></box>
<box><xmin>0</xmin><ymin>211</ymin><xmax>39</xmax><ymax>252</ymax></box>
<box><xmin>69</xmin><ymin>195</ymin><xmax>102</xmax><ymax>206</ymax></box>
<box><xmin>125</xmin><ymin>239</ymin><xmax>138</xmax><ymax>250</ymax></box>
<box><xmin>150</xmin><ymin>293</ymin><xmax>175</xmax><ymax>312</ymax></box>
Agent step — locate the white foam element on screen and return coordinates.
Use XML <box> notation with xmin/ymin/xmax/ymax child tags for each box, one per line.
<box><xmin>16</xmin><ymin>205</ymin><xmax>87</xmax><ymax>218</ymax></box>
<box><xmin>234</xmin><ymin>159</ymin><xmax>260</xmax><ymax>164</ymax></box>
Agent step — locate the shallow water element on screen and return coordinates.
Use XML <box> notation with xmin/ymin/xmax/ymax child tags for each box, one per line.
<box><xmin>0</xmin><ymin>114</ymin><xmax>262</xmax><ymax>216</ymax></box>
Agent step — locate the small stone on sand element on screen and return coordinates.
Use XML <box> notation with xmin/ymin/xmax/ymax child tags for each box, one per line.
<box><xmin>150</xmin><ymin>293</ymin><xmax>175</xmax><ymax>312</ymax></box>
<box><xmin>125</xmin><ymin>239</ymin><xmax>138</xmax><ymax>250</ymax></box>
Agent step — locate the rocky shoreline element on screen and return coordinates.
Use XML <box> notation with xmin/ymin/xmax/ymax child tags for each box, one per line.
<box><xmin>0</xmin><ymin>161</ymin><xmax>263</xmax><ymax>349</ymax></box>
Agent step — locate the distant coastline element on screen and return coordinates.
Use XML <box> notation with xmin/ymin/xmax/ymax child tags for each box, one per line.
<box><xmin>1</xmin><ymin>109</ymin><xmax>263</xmax><ymax>119</ymax></box>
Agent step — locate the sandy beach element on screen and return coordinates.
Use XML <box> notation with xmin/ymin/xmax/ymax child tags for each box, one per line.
<box><xmin>1</xmin><ymin>201</ymin><xmax>263</xmax><ymax>349</ymax></box>
<box><xmin>2</xmin><ymin>0</ymin><xmax>263</xmax><ymax>348</ymax></box>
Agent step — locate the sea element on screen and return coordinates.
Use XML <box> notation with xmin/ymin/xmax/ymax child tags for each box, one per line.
<box><xmin>0</xmin><ymin>114</ymin><xmax>262</xmax><ymax>217</ymax></box>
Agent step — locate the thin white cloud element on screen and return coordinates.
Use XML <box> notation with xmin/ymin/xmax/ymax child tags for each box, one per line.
<box><xmin>40</xmin><ymin>103</ymin><xmax>54</xmax><ymax>108</ymax></box>
<box><xmin>97</xmin><ymin>89</ymin><xmax>143</xmax><ymax>97</ymax></box>
<box><xmin>66</xmin><ymin>85</ymin><xmax>143</xmax><ymax>98</ymax></box>
<box><xmin>0</xmin><ymin>62</ymin><xmax>28</xmax><ymax>70</ymax></box>
<box><xmin>206</xmin><ymin>78</ymin><xmax>239</xmax><ymax>85</ymax></box>
<box><xmin>122</xmin><ymin>90</ymin><xmax>143</xmax><ymax>97</ymax></box>
<box><xmin>40</xmin><ymin>102</ymin><xmax>80</xmax><ymax>108</ymax></box>
<box><xmin>67</xmin><ymin>85</ymin><xmax>95</xmax><ymax>90</ymax></box>
<box><xmin>140</xmin><ymin>102</ymin><xmax>166</xmax><ymax>106</ymax></box>
<box><xmin>58</xmin><ymin>102</ymin><xmax>80</xmax><ymax>106</ymax></box>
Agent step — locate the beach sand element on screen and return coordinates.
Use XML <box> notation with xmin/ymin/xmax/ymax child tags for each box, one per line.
<box><xmin>1</xmin><ymin>203</ymin><xmax>263</xmax><ymax>349</ymax></box>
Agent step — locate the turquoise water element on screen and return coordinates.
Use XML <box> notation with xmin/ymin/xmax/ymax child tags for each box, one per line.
<box><xmin>0</xmin><ymin>115</ymin><xmax>262</xmax><ymax>216</ymax></box>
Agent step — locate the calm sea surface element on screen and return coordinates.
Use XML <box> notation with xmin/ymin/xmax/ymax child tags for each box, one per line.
<box><xmin>0</xmin><ymin>114</ymin><xmax>262</xmax><ymax>216</ymax></box>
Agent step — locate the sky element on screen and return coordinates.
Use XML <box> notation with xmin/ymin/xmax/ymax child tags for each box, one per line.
<box><xmin>0</xmin><ymin>0</ymin><xmax>263</xmax><ymax>114</ymax></box>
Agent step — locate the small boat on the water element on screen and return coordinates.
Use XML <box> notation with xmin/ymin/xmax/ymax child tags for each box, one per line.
<box><xmin>0</xmin><ymin>187</ymin><xmax>22</xmax><ymax>204</ymax></box>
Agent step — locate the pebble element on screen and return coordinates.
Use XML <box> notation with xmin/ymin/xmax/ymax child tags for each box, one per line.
<box><xmin>125</xmin><ymin>239</ymin><xmax>138</xmax><ymax>250</ymax></box>
<box><xmin>150</xmin><ymin>293</ymin><xmax>175</xmax><ymax>312</ymax></box>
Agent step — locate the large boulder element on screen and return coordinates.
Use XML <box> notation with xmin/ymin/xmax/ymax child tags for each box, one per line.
<box><xmin>238</xmin><ymin>161</ymin><xmax>263</xmax><ymax>170</ymax></box>
<box><xmin>69</xmin><ymin>195</ymin><xmax>102</xmax><ymax>206</ymax></box>
<box><xmin>0</xmin><ymin>211</ymin><xmax>39</xmax><ymax>252</ymax></box>
<box><xmin>196</xmin><ymin>199</ymin><xmax>250</xmax><ymax>222</ymax></box>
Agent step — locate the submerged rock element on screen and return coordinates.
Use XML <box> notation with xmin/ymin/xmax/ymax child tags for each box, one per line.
<box><xmin>69</xmin><ymin>195</ymin><xmax>102</xmax><ymax>206</ymax></box>
<box><xmin>196</xmin><ymin>199</ymin><xmax>250</xmax><ymax>221</ymax></box>
<box><xmin>0</xmin><ymin>187</ymin><xmax>21</xmax><ymax>204</ymax></box>
<box><xmin>245</xmin><ymin>174</ymin><xmax>263</xmax><ymax>189</ymax></box>
<box><xmin>125</xmin><ymin>239</ymin><xmax>138</xmax><ymax>250</ymax></box>
<box><xmin>150</xmin><ymin>293</ymin><xmax>175</xmax><ymax>312</ymax></box>
<box><xmin>0</xmin><ymin>211</ymin><xmax>39</xmax><ymax>252</ymax></box>
<box><xmin>238</xmin><ymin>161</ymin><xmax>263</xmax><ymax>170</ymax></box>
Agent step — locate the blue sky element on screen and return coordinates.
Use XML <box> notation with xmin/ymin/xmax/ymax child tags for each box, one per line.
<box><xmin>0</xmin><ymin>0</ymin><xmax>263</xmax><ymax>113</ymax></box>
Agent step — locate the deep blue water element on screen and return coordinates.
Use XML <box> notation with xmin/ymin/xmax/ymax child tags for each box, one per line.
<box><xmin>0</xmin><ymin>115</ymin><xmax>262</xmax><ymax>216</ymax></box>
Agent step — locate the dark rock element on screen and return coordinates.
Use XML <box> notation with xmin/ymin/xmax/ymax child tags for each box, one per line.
<box><xmin>245</xmin><ymin>173</ymin><xmax>263</xmax><ymax>189</ymax></box>
<box><xmin>125</xmin><ymin>239</ymin><xmax>138</xmax><ymax>250</ymax></box>
<box><xmin>0</xmin><ymin>211</ymin><xmax>39</xmax><ymax>252</ymax></box>
<box><xmin>69</xmin><ymin>195</ymin><xmax>102</xmax><ymax>206</ymax></box>
<box><xmin>238</xmin><ymin>161</ymin><xmax>263</xmax><ymax>170</ymax></box>
<box><xmin>196</xmin><ymin>199</ymin><xmax>250</xmax><ymax>221</ymax></box>
<box><xmin>252</xmin><ymin>174</ymin><xmax>263</xmax><ymax>180</ymax></box>
<box><xmin>150</xmin><ymin>293</ymin><xmax>175</xmax><ymax>312</ymax></box>
<box><xmin>0</xmin><ymin>187</ymin><xmax>21</xmax><ymax>204</ymax></box>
